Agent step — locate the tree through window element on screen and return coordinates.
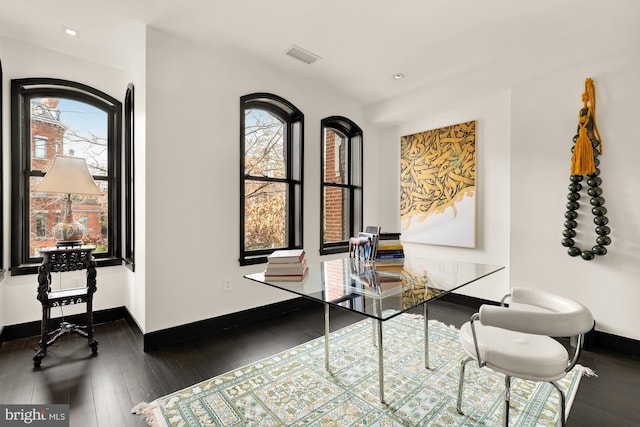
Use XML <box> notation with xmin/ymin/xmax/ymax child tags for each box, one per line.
<box><xmin>240</xmin><ymin>93</ymin><xmax>303</xmax><ymax>265</ymax></box>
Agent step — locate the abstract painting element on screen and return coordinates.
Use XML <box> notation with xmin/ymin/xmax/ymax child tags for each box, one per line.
<box><xmin>400</xmin><ymin>120</ymin><xmax>477</xmax><ymax>248</ymax></box>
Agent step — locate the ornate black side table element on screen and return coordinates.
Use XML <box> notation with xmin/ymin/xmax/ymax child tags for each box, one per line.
<box><xmin>33</xmin><ymin>245</ymin><xmax>98</xmax><ymax>367</ymax></box>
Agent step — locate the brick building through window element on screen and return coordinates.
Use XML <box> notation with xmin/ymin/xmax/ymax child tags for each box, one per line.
<box><xmin>30</xmin><ymin>98</ymin><xmax>104</xmax><ymax>254</ymax></box>
<box><xmin>323</xmin><ymin>128</ymin><xmax>347</xmax><ymax>242</ymax></box>
<box><xmin>320</xmin><ymin>116</ymin><xmax>362</xmax><ymax>255</ymax></box>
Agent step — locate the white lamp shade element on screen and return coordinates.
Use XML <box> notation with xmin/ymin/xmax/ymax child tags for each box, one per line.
<box><xmin>33</xmin><ymin>155</ymin><xmax>102</xmax><ymax>195</ymax></box>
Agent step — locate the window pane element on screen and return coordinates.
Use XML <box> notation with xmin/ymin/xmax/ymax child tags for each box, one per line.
<box><xmin>323</xmin><ymin>128</ymin><xmax>346</xmax><ymax>184</ymax></box>
<box><xmin>351</xmin><ymin>134</ymin><xmax>362</xmax><ymax>187</ymax></box>
<box><xmin>244</xmin><ymin>180</ymin><xmax>288</xmax><ymax>250</ymax></box>
<box><xmin>29</xmin><ymin>177</ymin><xmax>109</xmax><ymax>257</ymax></box>
<box><xmin>244</xmin><ymin>109</ymin><xmax>285</xmax><ymax>178</ymax></box>
<box><xmin>28</xmin><ymin>97</ymin><xmax>109</xmax><ymax>258</ymax></box>
<box><xmin>31</xmin><ymin>98</ymin><xmax>108</xmax><ymax>176</ymax></box>
<box><xmin>353</xmin><ymin>187</ymin><xmax>362</xmax><ymax>235</ymax></box>
<box><xmin>292</xmin><ymin>182</ymin><xmax>301</xmax><ymax>247</ymax></box>
<box><xmin>323</xmin><ymin>186</ymin><xmax>350</xmax><ymax>243</ymax></box>
<box><xmin>34</xmin><ymin>136</ymin><xmax>47</xmax><ymax>159</ymax></box>
<box><xmin>291</xmin><ymin>121</ymin><xmax>302</xmax><ymax>181</ymax></box>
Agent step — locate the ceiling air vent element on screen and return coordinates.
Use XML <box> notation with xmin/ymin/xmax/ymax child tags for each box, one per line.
<box><xmin>285</xmin><ymin>45</ymin><xmax>321</xmax><ymax>65</ymax></box>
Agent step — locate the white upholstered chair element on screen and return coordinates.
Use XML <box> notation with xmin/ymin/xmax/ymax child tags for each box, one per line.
<box><xmin>456</xmin><ymin>287</ymin><xmax>594</xmax><ymax>427</ymax></box>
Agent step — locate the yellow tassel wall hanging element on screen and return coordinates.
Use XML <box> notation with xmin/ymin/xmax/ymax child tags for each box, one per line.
<box><xmin>562</xmin><ymin>78</ymin><xmax>610</xmax><ymax>260</ymax></box>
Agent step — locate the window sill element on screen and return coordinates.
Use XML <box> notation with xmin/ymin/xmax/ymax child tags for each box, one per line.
<box><xmin>320</xmin><ymin>246</ymin><xmax>348</xmax><ymax>256</ymax></box>
<box><xmin>239</xmin><ymin>256</ymin><xmax>268</xmax><ymax>267</ymax></box>
<box><xmin>10</xmin><ymin>256</ymin><xmax>123</xmax><ymax>276</ymax></box>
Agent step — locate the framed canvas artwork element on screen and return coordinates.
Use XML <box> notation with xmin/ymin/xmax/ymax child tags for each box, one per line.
<box><xmin>400</xmin><ymin>120</ymin><xmax>477</xmax><ymax>248</ymax></box>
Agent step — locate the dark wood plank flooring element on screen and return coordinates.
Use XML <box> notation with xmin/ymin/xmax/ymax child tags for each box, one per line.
<box><xmin>0</xmin><ymin>300</ymin><xmax>638</xmax><ymax>426</ymax></box>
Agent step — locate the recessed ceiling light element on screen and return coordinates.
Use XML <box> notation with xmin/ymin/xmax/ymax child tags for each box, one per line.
<box><xmin>63</xmin><ymin>26</ymin><xmax>78</xmax><ymax>37</ymax></box>
<box><xmin>392</xmin><ymin>73</ymin><xmax>406</xmax><ymax>80</ymax></box>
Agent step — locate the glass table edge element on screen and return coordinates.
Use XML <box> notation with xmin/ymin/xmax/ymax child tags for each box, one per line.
<box><xmin>243</xmin><ymin>263</ymin><xmax>505</xmax><ymax>322</ymax></box>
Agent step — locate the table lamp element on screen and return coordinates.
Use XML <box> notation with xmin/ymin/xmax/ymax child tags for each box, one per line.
<box><xmin>33</xmin><ymin>155</ymin><xmax>103</xmax><ymax>247</ymax></box>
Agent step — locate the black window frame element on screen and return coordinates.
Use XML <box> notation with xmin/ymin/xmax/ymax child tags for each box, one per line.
<box><xmin>10</xmin><ymin>78</ymin><xmax>122</xmax><ymax>275</ymax></box>
<box><xmin>240</xmin><ymin>93</ymin><xmax>304</xmax><ymax>266</ymax></box>
<box><xmin>320</xmin><ymin>116</ymin><xmax>363</xmax><ymax>255</ymax></box>
<box><xmin>0</xmin><ymin>59</ymin><xmax>4</xmax><ymax>280</ymax></box>
<box><xmin>0</xmin><ymin>60</ymin><xmax>3</xmax><ymax>278</ymax></box>
<box><xmin>123</xmin><ymin>83</ymin><xmax>135</xmax><ymax>271</ymax></box>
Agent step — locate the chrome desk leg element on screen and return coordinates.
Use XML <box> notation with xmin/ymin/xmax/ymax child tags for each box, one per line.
<box><xmin>377</xmin><ymin>318</ymin><xmax>385</xmax><ymax>403</ymax></box>
<box><xmin>372</xmin><ymin>299</ymin><xmax>380</xmax><ymax>347</ymax></box>
<box><xmin>324</xmin><ymin>304</ymin><xmax>330</xmax><ymax>371</ymax></box>
<box><xmin>372</xmin><ymin>318</ymin><xmax>378</xmax><ymax>347</ymax></box>
<box><xmin>424</xmin><ymin>303</ymin><xmax>430</xmax><ymax>369</ymax></box>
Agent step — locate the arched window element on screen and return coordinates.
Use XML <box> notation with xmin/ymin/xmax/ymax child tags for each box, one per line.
<box><xmin>240</xmin><ymin>93</ymin><xmax>304</xmax><ymax>265</ymax></box>
<box><xmin>320</xmin><ymin>116</ymin><xmax>363</xmax><ymax>255</ymax></box>
<box><xmin>11</xmin><ymin>78</ymin><xmax>122</xmax><ymax>274</ymax></box>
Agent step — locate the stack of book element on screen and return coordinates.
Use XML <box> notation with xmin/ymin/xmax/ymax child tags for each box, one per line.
<box><xmin>264</xmin><ymin>249</ymin><xmax>309</xmax><ymax>281</ymax></box>
<box><xmin>375</xmin><ymin>232</ymin><xmax>405</xmax><ymax>266</ymax></box>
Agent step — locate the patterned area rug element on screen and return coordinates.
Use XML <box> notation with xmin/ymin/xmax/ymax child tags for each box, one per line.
<box><xmin>133</xmin><ymin>313</ymin><xmax>591</xmax><ymax>426</ymax></box>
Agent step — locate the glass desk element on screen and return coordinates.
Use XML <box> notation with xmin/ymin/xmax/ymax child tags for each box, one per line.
<box><xmin>244</xmin><ymin>256</ymin><xmax>504</xmax><ymax>403</ymax></box>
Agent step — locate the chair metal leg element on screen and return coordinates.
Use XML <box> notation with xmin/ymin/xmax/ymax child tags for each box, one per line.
<box><xmin>551</xmin><ymin>381</ymin><xmax>566</xmax><ymax>427</ymax></box>
<box><xmin>503</xmin><ymin>375</ymin><xmax>511</xmax><ymax>427</ymax></box>
<box><xmin>457</xmin><ymin>357</ymin><xmax>472</xmax><ymax>414</ymax></box>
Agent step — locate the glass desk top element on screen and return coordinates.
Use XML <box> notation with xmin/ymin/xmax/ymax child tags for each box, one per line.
<box><xmin>244</xmin><ymin>257</ymin><xmax>504</xmax><ymax>321</ymax></box>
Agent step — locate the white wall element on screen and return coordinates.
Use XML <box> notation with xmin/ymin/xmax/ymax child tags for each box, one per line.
<box><xmin>366</xmin><ymin>92</ymin><xmax>511</xmax><ymax>302</ymax></box>
<box><xmin>510</xmin><ymin>47</ymin><xmax>640</xmax><ymax>340</ymax></box>
<box><xmin>0</xmin><ymin>37</ymin><xmax>129</xmax><ymax>327</ymax></box>
<box><xmin>121</xmin><ymin>26</ymin><xmax>148</xmax><ymax>334</ymax></box>
<box><xmin>365</xmin><ymin>41</ymin><xmax>640</xmax><ymax>341</ymax></box>
<box><xmin>143</xmin><ymin>27</ymin><xmax>371</xmax><ymax>333</ymax></box>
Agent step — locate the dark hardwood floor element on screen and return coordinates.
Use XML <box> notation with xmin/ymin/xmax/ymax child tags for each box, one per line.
<box><xmin>0</xmin><ymin>300</ymin><xmax>638</xmax><ymax>426</ymax></box>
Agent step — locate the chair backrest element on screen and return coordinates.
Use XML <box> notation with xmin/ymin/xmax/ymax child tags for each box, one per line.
<box><xmin>479</xmin><ymin>287</ymin><xmax>594</xmax><ymax>337</ymax></box>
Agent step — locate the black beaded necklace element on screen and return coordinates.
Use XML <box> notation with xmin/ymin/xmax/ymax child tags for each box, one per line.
<box><xmin>562</xmin><ymin>79</ymin><xmax>610</xmax><ymax>260</ymax></box>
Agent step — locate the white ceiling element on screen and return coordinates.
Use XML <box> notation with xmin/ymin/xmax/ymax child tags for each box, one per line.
<box><xmin>1</xmin><ymin>0</ymin><xmax>639</xmax><ymax>106</ymax></box>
